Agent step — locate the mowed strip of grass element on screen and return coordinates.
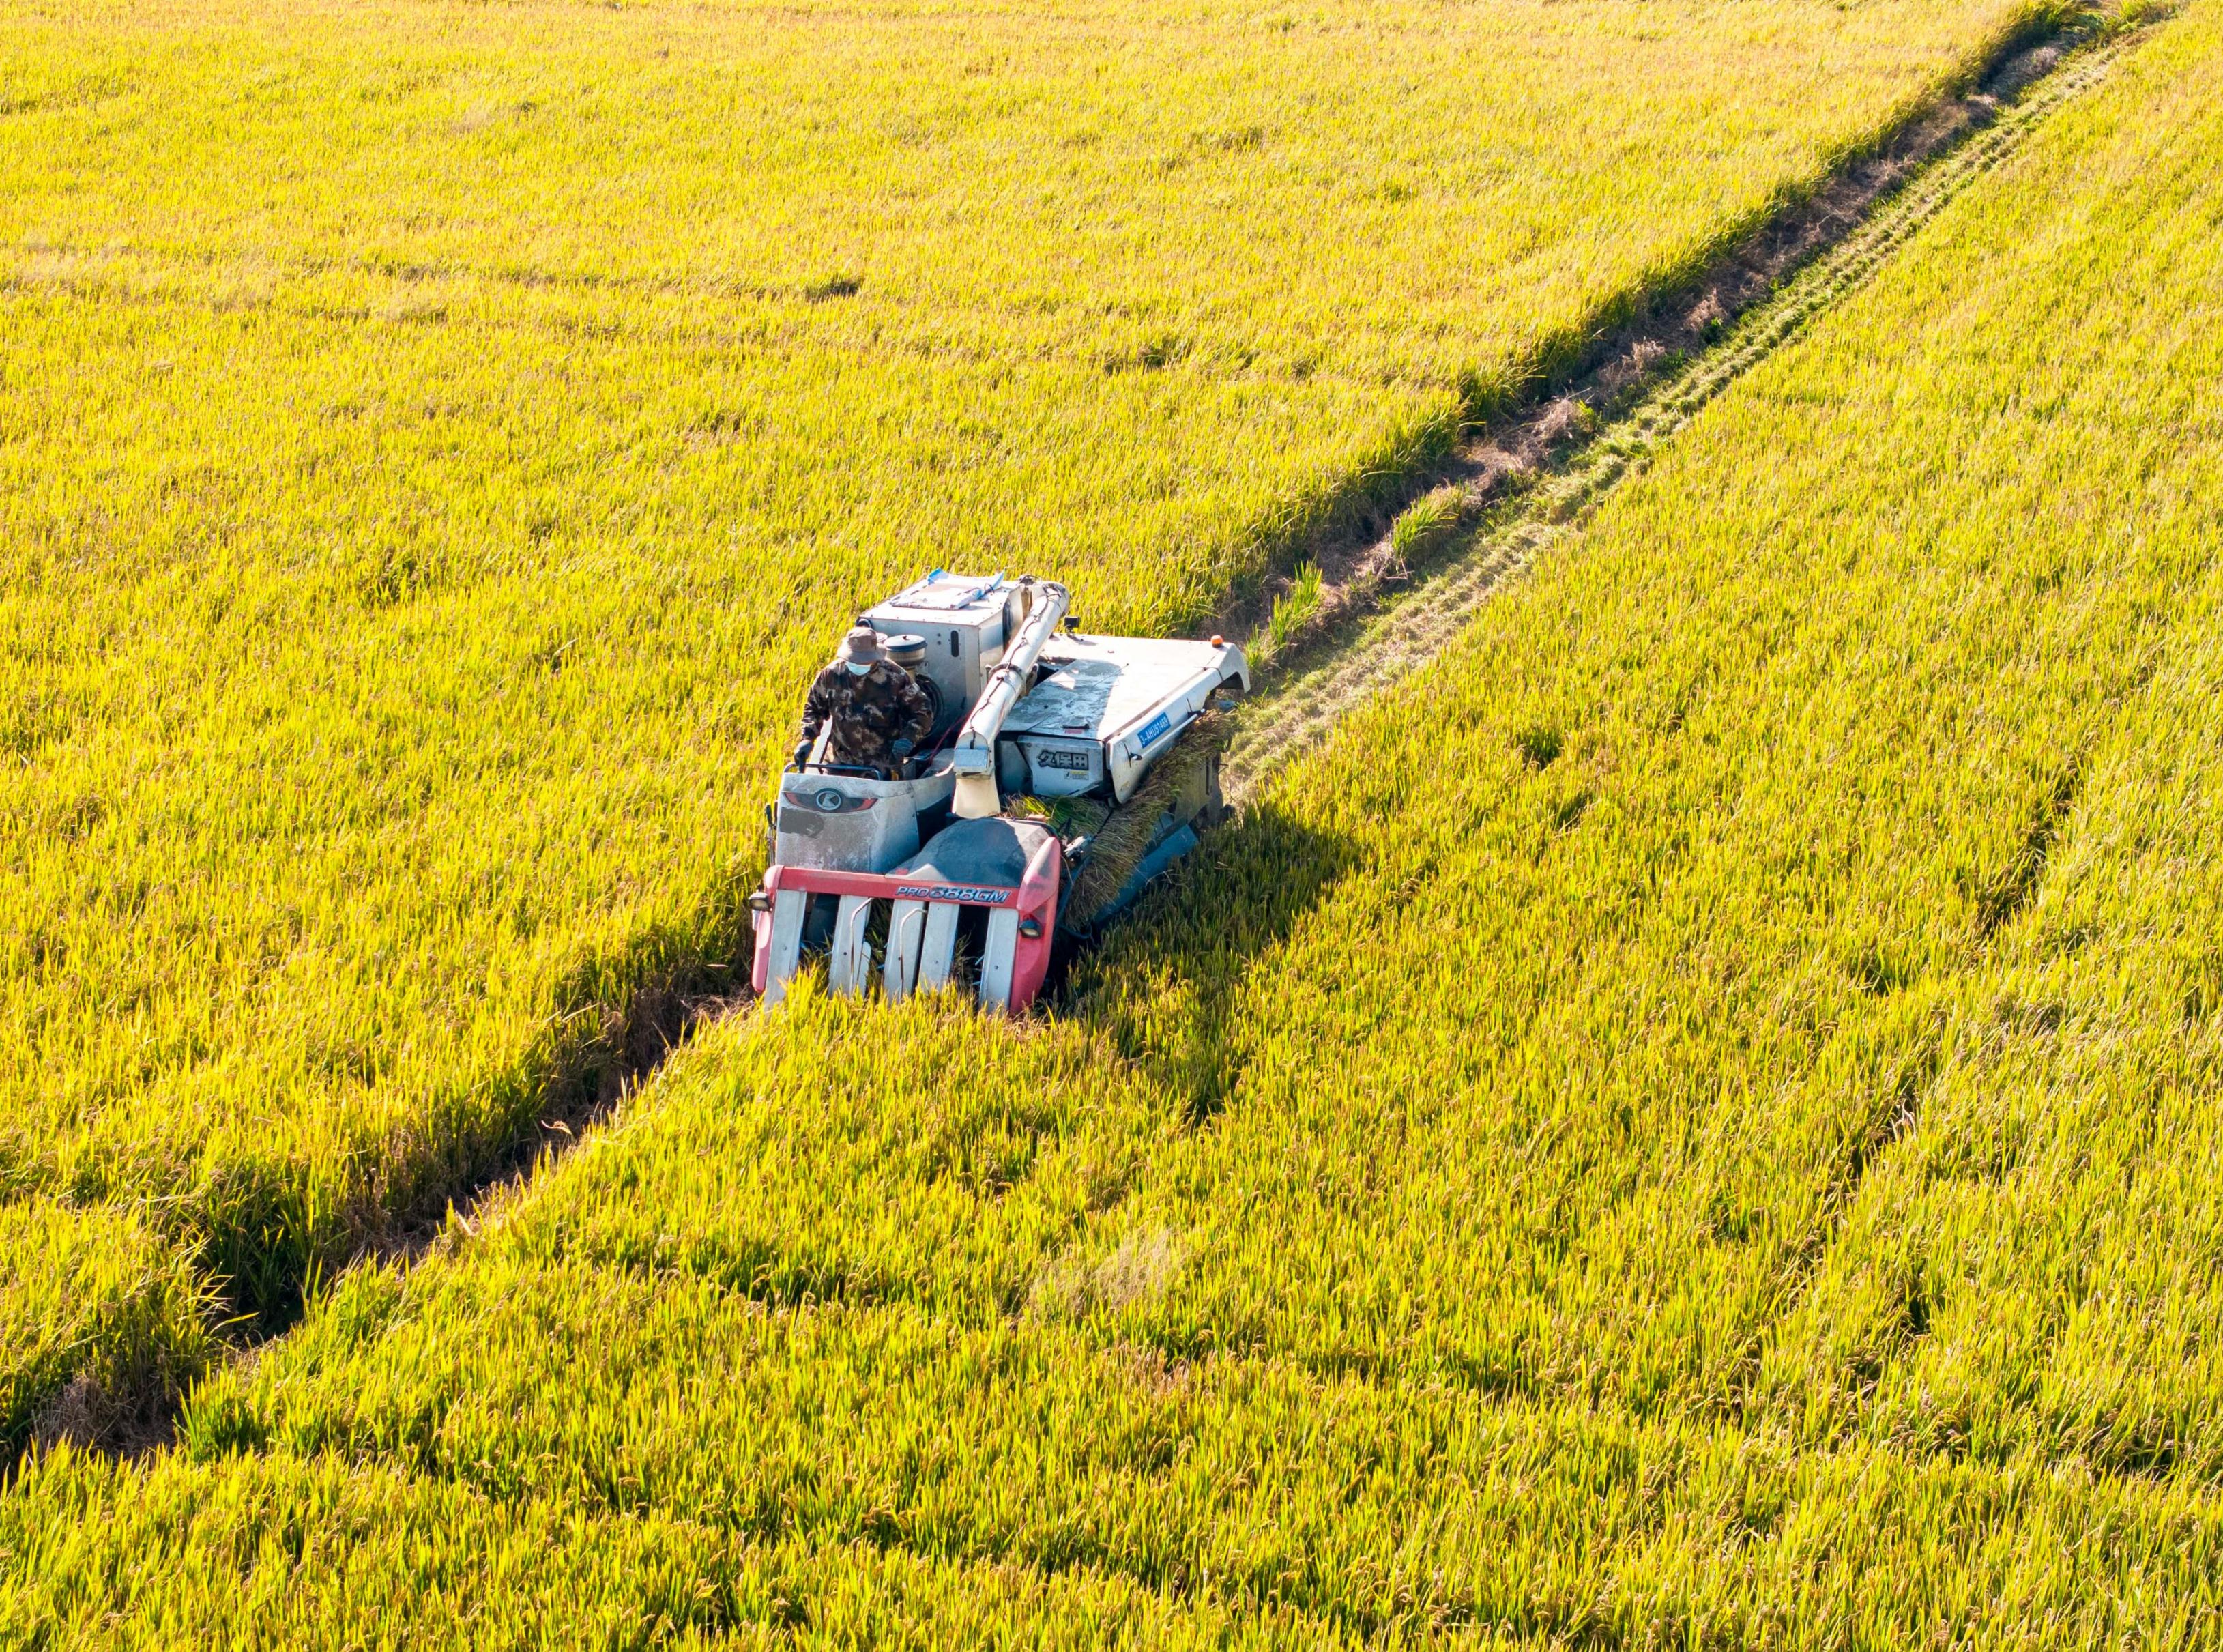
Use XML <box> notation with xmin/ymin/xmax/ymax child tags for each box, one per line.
<box><xmin>0</xmin><ymin>0</ymin><xmax>2047</xmax><ymax>1437</ymax></box>
<box><xmin>15</xmin><ymin>4</ymin><xmax>2223</xmax><ymax>1641</ymax></box>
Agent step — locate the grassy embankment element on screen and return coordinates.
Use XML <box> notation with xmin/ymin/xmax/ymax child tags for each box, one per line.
<box><xmin>12</xmin><ymin>0</ymin><xmax>2223</xmax><ymax>1640</ymax></box>
<box><xmin>0</xmin><ymin>0</ymin><xmax>2048</xmax><ymax>1443</ymax></box>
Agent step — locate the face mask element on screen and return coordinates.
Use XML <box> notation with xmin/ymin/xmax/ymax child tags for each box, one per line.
<box><xmin>845</xmin><ymin>661</ymin><xmax>872</xmax><ymax>676</ymax></box>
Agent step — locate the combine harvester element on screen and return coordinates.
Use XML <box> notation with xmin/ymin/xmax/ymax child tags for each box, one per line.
<box><xmin>750</xmin><ymin>572</ymin><xmax>1247</xmax><ymax>1013</ymax></box>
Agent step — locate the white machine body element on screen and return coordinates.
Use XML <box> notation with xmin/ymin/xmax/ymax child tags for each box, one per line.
<box><xmin>772</xmin><ymin>765</ymin><xmax>957</xmax><ymax>874</ymax></box>
<box><xmin>861</xmin><ymin>572</ymin><xmax>1028</xmax><ymax>743</ymax></box>
<box><xmin>999</xmin><ymin>631</ymin><xmax>1249</xmax><ymax>805</ymax></box>
<box><xmin>756</xmin><ymin>571</ymin><xmax>1249</xmax><ymax>1015</ymax></box>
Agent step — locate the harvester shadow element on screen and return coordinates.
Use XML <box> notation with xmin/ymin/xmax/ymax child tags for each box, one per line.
<box><xmin>1056</xmin><ymin>798</ymin><xmax>1359</xmax><ymax>1127</ymax></box>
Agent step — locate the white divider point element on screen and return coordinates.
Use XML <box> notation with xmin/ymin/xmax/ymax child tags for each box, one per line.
<box><xmin>763</xmin><ymin>888</ymin><xmax>808</xmax><ymax>1006</ymax></box>
<box><xmin>827</xmin><ymin>895</ymin><xmax>875</xmax><ymax>997</ymax></box>
<box><xmin>978</xmin><ymin>908</ymin><xmax>1020</xmax><ymax>1013</ymax></box>
<box><xmin>918</xmin><ymin>902</ymin><xmax>959</xmax><ymax>993</ymax></box>
<box><xmin>884</xmin><ymin>899</ymin><xmax>927</xmax><ymax>1002</ymax></box>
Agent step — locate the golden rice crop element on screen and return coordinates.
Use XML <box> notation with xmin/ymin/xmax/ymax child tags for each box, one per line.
<box><xmin>6</xmin><ymin>1443</ymin><xmax>1307</xmax><ymax>1648</ymax></box>
<box><xmin>1056</xmin><ymin>1</ymin><xmax>2223</xmax><ymax>1454</ymax></box>
<box><xmin>0</xmin><ymin>0</ymin><xmax>2044</xmax><ymax>1421</ymax></box>
<box><xmin>14</xmin><ymin>3</ymin><xmax>2223</xmax><ymax>1640</ymax></box>
<box><xmin>0</xmin><ymin>1200</ymin><xmax>213</xmax><ymax>1453</ymax></box>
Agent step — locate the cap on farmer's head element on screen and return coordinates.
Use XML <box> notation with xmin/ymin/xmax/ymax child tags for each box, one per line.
<box><xmin>837</xmin><ymin>626</ymin><xmax>884</xmax><ymax>666</ymax></box>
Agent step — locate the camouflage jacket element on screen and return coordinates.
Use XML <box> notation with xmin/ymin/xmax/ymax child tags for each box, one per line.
<box><xmin>799</xmin><ymin>660</ymin><xmax>934</xmax><ymax>770</ymax></box>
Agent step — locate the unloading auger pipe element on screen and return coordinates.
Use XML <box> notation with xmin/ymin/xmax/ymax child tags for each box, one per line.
<box><xmin>950</xmin><ymin>577</ymin><xmax>1069</xmax><ymax>819</ymax></box>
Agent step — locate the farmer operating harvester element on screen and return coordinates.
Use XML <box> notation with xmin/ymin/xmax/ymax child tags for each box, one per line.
<box><xmin>794</xmin><ymin>626</ymin><xmax>935</xmax><ymax>777</ymax></box>
<box><xmin>751</xmin><ymin>572</ymin><xmax>1247</xmax><ymax>1014</ymax></box>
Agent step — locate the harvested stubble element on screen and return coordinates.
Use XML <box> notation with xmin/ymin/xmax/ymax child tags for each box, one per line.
<box><xmin>14</xmin><ymin>2</ymin><xmax>2223</xmax><ymax>1640</ymax></box>
<box><xmin>0</xmin><ymin>0</ymin><xmax>2048</xmax><ymax>1425</ymax></box>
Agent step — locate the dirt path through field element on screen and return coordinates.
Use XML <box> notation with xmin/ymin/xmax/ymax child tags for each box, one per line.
<box><xmin>1222</xmin><ymin>10</ymin><xmax>2161</xmax><ymax>805</ymax></box>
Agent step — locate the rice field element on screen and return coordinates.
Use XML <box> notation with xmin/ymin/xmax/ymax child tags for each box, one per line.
<box><xmin>12</xmin><ymin>0</ymin><xmax>2223</xmax><ymax>1638</ymax></box>
<box><xmin>0</xmin><ymin>0</ymin><xmax>2052</xmax><ymax>1440</ymax></box>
